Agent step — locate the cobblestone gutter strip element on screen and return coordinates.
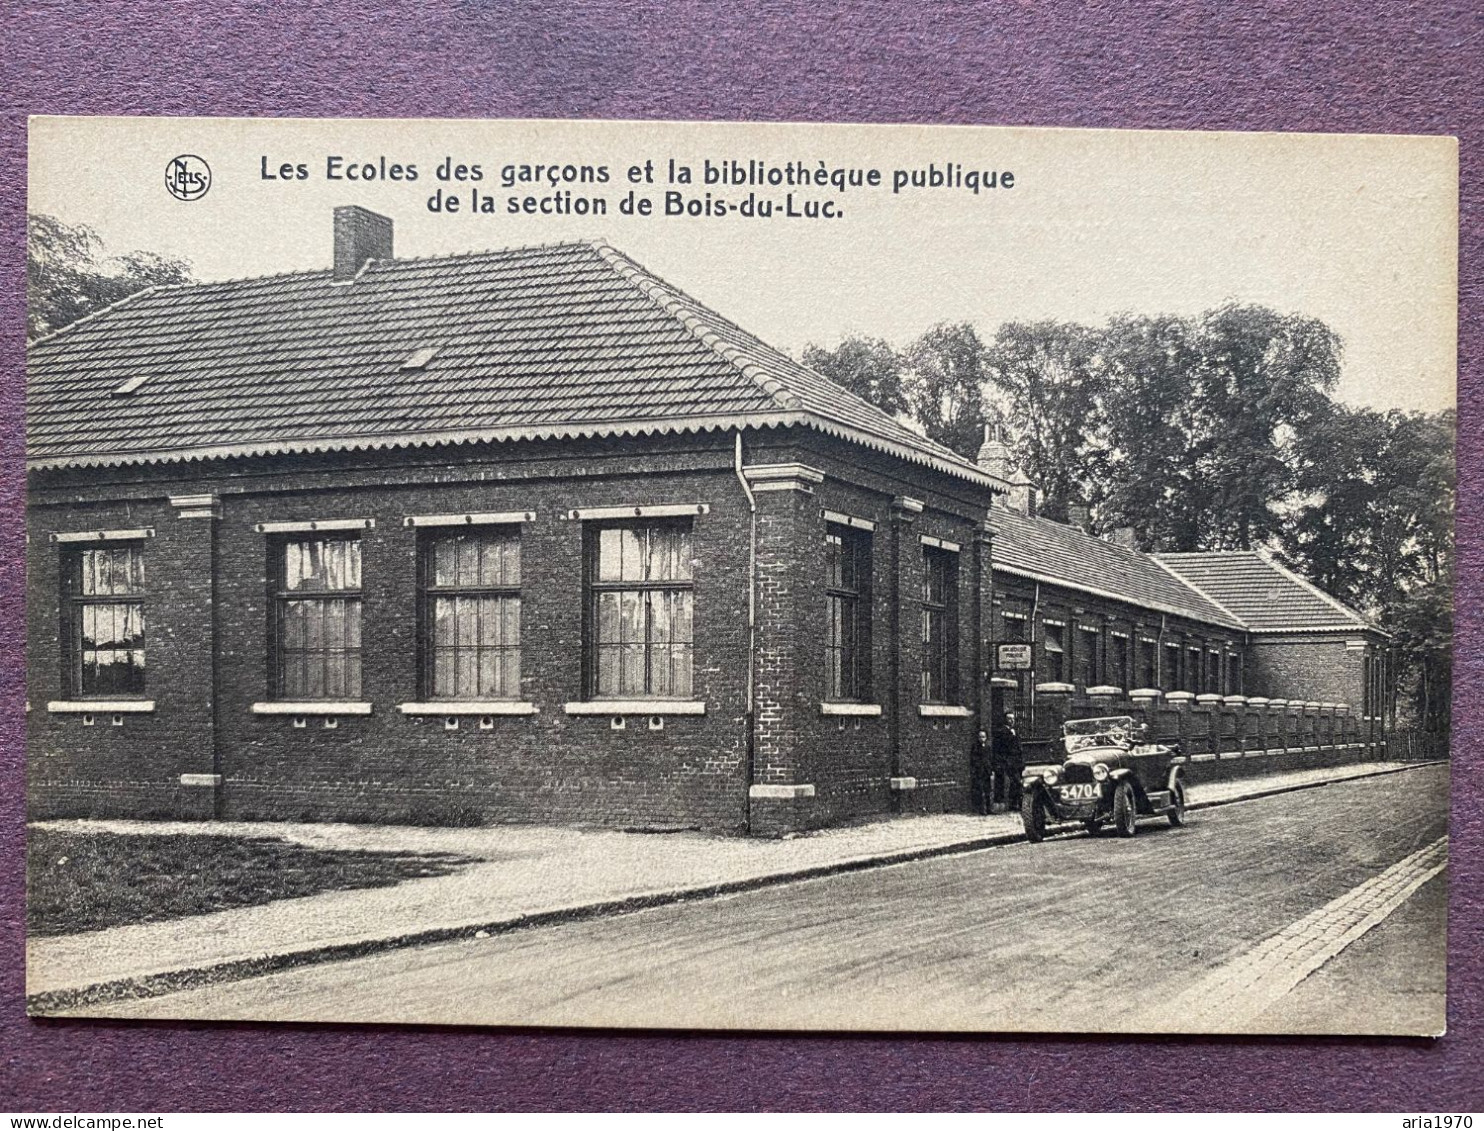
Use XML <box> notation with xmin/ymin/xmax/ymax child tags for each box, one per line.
<box><xmin>1130</xmin><ymin>835</ymin><xmax>1448</xmax><ymax>1035</ymax></box>
<box><xmin>28</xmin><ymin>760</ymin><xmax>1446</xmax><ymax>1016</ymax></box>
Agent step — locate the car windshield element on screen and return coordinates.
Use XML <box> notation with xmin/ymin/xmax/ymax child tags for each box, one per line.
<box><xmin>1064</xmin><ymin>733</ymin><xmax>1126</xmax><ymax>754</ymax></box>
<box><xmin>1062</xmin><ymin>717</ymin><xmax>1135</xmax><ymax>753</ymax></box>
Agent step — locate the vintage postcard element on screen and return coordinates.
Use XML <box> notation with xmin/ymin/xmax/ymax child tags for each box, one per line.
<box><xmin>23</xmin><ymin>116</ymin><xmax>1456</xmax><ymax>1034</ymax></box>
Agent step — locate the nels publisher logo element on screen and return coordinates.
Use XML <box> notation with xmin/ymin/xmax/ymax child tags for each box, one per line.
<box><xmin>165</xmin><ymin>154</ymin><xmax>211</xmax><ymax>201</ymax></box>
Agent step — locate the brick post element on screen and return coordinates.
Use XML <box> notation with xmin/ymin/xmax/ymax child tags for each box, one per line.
<box><xmin>973</xmin><ymin>520</ymin><xmax>997</xmax><ymax>729</ymax></box>
<box><xmin>166</xmin><ymin>493</ymin><xmax>222</xmax><ymax>819</ymax></box>
<box><xmin>743</xmin><ymin>463</ymin><xmax>824</xmax><ymax>835</ymax></box>
<box><xmin>888</xmin><ymin>496</ymin><xmax>922</xmax><ymax>807</ymax></box>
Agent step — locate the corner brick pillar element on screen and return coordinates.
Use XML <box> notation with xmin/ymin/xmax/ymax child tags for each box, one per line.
<box><xmin>972</xmin><ymin>518</ymin><xmax>996</xmax><ymax>725</ymax></box>
<box><xmin>887</xmin><ymin>496</ymin><xmax>922</xmax><ymax>807</ymax></box>
<box><xmin>742</xmin><ymin>463</ymin><xmax>825</xmax><ymax>835</ymax></box>
<box><xmin>168</xmin><ymin>493</ymin><xmax>222</xmax><ymax>819</ymax></box>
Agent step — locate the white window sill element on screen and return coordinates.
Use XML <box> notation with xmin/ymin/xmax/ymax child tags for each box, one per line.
<box><xmin>749</xmin><ymin>783</ymin><xmax>816</xmax><ymax>800</ymax></box>
<box><xmin>399</xmin><ymin>701</ymin><xmax>538</xmax><ymax>716</ymax></box>
<box><xmin>821</xmin><ymin>702</ymin><xmax>883</xmax><ymax>717</ymax></box>
<box><xmin>918</xmin><ymin>704</ymin><xmax>972</xmax><ymax>718</ymax></box>
<box><xmin>564</xmin><ymin>700</ymin><xmax>706</xmax><ymax>716</ymax></box>
<box><xmin>252</xmin><ymin>701</ymin><xmax>373</xmax><ymax>716</ymax></box>
<box><xmin>48</xmin><ymin>700</ymin><xmax>155</xmax><ymax>714</ymax></box>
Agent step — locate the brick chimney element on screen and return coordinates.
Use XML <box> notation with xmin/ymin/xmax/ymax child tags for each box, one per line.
<box><xmin>333</xmin><ymin>205</ymin><xmax>393</xmax><ymax>280</ymax></box>
<box><xmin>976</xmin><ymin>423</ymin><xmax>1040</xmax><ymax>517</ymax></box>
<box><xmin>1105</xmin><ymin>526</ymin><xmax>1138</xmax><ymax>550</ymax></box>
<box><xmin>1066</xmin><ymin>504</ymin><xmax>1090</xmax><ymax>531</ymax></box>
<box><xmin>975</xmin><ymin>423</ymin><xmax>1013</xmax><ymax>482</ymax></box>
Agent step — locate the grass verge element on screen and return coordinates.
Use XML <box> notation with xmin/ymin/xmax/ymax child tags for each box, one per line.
<box><xmin>27</xmin><ymin>828</ymin><xmax>477</xmax><ymax>937</ymax></box>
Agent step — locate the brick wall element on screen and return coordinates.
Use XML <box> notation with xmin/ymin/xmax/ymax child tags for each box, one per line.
<box><xmin>29</xmin><ymin>429</ymin><xmax>995</xmax><ymax>835</ymax></box>
<box><xmin>30</xmin><ymin>435</ymin><xmax>753</xmax><ymax>830</ymax></box>
<box><xmin>1246</xmin><ymin>634</ymin><xmax>1367</xmax><ymax>707</ymax></box>
<box><xmin>989</xmin><ymin>573</ymin><xmax>1247</xmax><ymax>742</ymax></box>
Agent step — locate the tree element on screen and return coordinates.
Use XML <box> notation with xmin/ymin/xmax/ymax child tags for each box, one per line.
<box><xmin>800</xmin><ymin>335</ymin><xmax>908</xmax><ymax>417</ymax></box>
<box><xmin>1181</xmin><ymin>304</ymin><xmax>1341</xmax><ymax>550</ymax></box>
<box><xmin>902</xmin><ymin>322</ymin><xmax>989</xmax><ymax>462</ymax></box>
<box><xmin>1088</xmin><ymin>313</ymin><xmax>1203</xmax><ymax>549</ymax></box>
<box><xmin>28</xmin><ymin>214</ymin><xmax>192</xmax><ymax>340</ymax></box>
<box><xmin>981</xmin><ymin>320</ymin><xmax>1102</xmax><ymax>524</ymax></box>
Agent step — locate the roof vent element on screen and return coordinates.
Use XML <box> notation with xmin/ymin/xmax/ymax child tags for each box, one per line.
<box><xmin>111</xmin><ymin>374</ymin><xmax>151</xmax><ymax>397</ymax></box>
<box><xmin>401</xmin><ymin>347</ymin><xmax>438</xmax><ymax>370</ymax></box>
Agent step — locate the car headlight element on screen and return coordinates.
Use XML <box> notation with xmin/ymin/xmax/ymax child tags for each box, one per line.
<box><xmin>1093</xmin><ymin>763</ymin><xmax>1109</xmax><ymax>781</ymax></box>
<box><xmin>1041</xmin><ymin>767</ymin><xmax>1059</xmax><ymax>785</ymax></box>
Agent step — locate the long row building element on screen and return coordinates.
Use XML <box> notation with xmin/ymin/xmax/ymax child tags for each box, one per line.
<box><xmin>25</xmin><ymin>207</ymin><xmax>1394</xmax><ymax>835</ymax></box>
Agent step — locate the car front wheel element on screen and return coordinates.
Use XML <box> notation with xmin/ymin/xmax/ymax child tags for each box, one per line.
<box><xmin>1113</xmin><ymin>781</ymin><xmax>1137</xmax><ymax>838</ymax></box>
<box><xmin>1021</xmin><ymin>789</ymin><xmax>1047</xmax><ymax>843</ymax></box>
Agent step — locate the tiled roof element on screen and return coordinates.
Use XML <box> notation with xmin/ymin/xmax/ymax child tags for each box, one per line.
<box><xmin>990</xmin><ymin>508</ymin><xmax>1246</xmax><ymax>631</ymax></box>
<box><xmin>1153</xmin><ymin>552</ymin><xmax>1374</xmax><ymax>633</ymax></box>
<box><xmin>27</xmin><ymin>241</ymin><xmax>993</xmax><ymax>487</ymax></box>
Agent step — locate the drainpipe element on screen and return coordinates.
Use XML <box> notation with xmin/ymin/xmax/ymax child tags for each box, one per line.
<box><xmin>733</xmin><ymin>430</ymin><xmax>758</xmax><ymax>831</ymax></box>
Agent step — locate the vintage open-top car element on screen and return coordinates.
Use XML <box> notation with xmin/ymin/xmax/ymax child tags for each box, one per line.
<box><xmin>1020</xmin><ymin>715</ymin><xmax>1188</xmax><ymax>841</ymax></box>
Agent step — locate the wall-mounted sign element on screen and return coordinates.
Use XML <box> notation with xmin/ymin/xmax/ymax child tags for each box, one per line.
<box><xmin>997</xmin><ymin>643</ymin><xmax>1033</xmax><ymax>671</ymax></box>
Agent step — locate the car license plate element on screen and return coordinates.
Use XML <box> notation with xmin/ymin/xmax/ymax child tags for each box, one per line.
<box><xmin>1059</xmin><ymin>783</ymin><xmax>1099</xmax><ymax>801</ymax></box>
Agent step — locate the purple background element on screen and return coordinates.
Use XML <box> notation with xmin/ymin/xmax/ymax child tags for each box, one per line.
<box><xmin>1</xmin><ymin>0</ymin><xmax>1479</xmax><ymax>1111</ymax></box>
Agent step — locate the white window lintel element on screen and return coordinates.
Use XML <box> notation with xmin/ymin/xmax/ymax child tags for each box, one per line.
<box><xmin>254</xmin><ymin>519</ymin><xmax>374</xmax><ymax>534</ymax></box>
<box><xmin>564</xmin><ymin>504</ymin><xmax>708</xmax><ymax>521</ymax></box>
<box><xmin>920</xmin><ymin>535</ymin><xmax>962</xmax><ymax>553</ymax></box>
<box><xmin>51</xmin><ymin>528</ymin><xmax>155</xmax><ymax>544</ymax></box>
<box><xmin>403</xmin><ymin>511</ymin><xmax>535</xmax><ymax>528</ymax></box>
<box><xmin>822</xmin><ymin>509</ymin><xmax>876</xmax><ymax>532</ymax></box>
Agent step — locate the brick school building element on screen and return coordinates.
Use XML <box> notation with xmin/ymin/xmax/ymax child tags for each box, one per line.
<box><xmin>25</xmin><ymin>208</ymin><xmax>1394</xmax><ymax>835</ymax></box>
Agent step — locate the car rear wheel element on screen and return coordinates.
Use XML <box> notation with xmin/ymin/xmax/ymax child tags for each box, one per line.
<box><xmin>1021</xmin><ymin>789</ymin><xmax>1047</xmax><ymax>843</ymax></box>
<box><xmin>1113</xmin><ymin>781</ymin><xmax>1137</xmax><ymax>838</ymax></box>
<box><xmin>1168</xmin><ymin>780</ymin><xmax>1187</xmax><ymax>827</ymax></box>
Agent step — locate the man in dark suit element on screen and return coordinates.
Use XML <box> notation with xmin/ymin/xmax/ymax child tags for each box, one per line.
<box><xmin>990</xmin><ymin>712</ymin><xmax>1025</xmax><ymax>812</ymax></box>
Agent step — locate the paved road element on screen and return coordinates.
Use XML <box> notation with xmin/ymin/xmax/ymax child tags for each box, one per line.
<box><xmin>93</xmin><ymin>764</ymin><xmax>1448</xmax><ymax>1035</ymax></box>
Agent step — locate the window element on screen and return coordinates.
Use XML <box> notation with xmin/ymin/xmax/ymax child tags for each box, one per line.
<box><xmin>1110</xmin><ymin>634</ymin><xmax>1130</xmax><ymax>690</ymax></box>
<box><xmin>1163</xmin><ymin>642</ymin><xmax>1181</xmax><ymax>692</ymax></box>
<box><xmin>1002</xmin><ymin>610</ymin><xmax>1028</xmax><ymax>642</ymax></box>
<box><xmin>1043</xmin><ymin>622</ymin><xmax>1066</xmax><ymax>682</ymax></box>
<box><xmin>421</xmin><ymin>528</ymin><xmax>521</xmax><ymax>699</ymax></box>
<box><xmin>588</xmin><ymin>522</ymin><xmax>693</xmax><ymax>698</ymax></box>
<box><xmin>1187</xmin><ymin>646</ymin><xmax>1203</xmax><ymax>693</ymax></box>
<box><xmin>1206</xmin><ymin>650</ymin><xmax>1222</xmax><ymax>696</ymax></box>
<box><xmin>274</xmin><ymin>536</ymin><xmax>362</xmax><ymax>699</ymax></box>
<box><xmin>1139</xmin><ymin>639</ymin><xmax>1157</xmax><ymax>689</ymax></box>
<box><xmin>62</xmin><ymin>544</ymin><xmax>146</xmax><ymax>697</ymax></box>
<box><xmin>1076</xmin><ymin>626</ymin><xmax>1100</xmax><ymax>689</ymax></box>
<box><xmin>921</xmin><ymin>546</ymin><xmax>957</xmax><ymax>703</ymax></box>
<box><xmin>825</xmin><ymin>524</ymin><xmax>872</xmax><ymax>700</ymax></box>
